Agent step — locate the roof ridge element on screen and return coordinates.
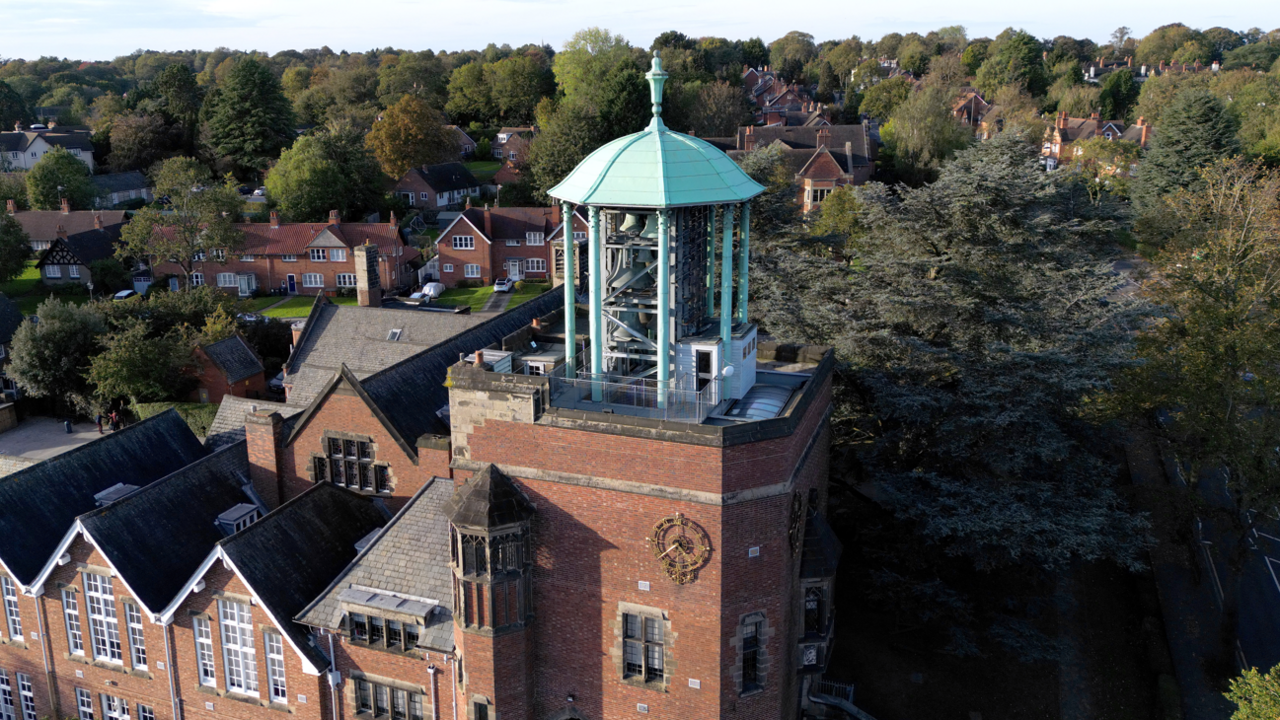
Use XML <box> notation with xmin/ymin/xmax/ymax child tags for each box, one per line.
<box><xmin>79</xmin><ymin>440</ymin><xmax>248</xmax><ymax>525</ymax></box>
<box><xmin>0</xmin><ymin>409</ymin><xmax>191</xmax><ymax>484</ymax></box>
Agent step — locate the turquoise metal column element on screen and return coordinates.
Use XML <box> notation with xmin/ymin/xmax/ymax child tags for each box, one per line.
<box><xmin>737</xmin><ymin>203</ymin><xmax>750</xmax><ymax>325</ymax></box>
<box><xmin>706</xmin><ymin>208</ymin><xmax>717</xmax><ymax>317</ymax></box>
<box><xmin>657</xmin><ymin>209</ymin><xmax>671</xmax><ymax>408</ymax></box>
<box><xmin>720</xmin><ymin>204</ymin><xmax>735</xmax><ymax>398</ymax></box>
<box><xmin>587</xmin><ymin>206</ymin><xmax>603</xmax><ymax>401</ymax></box>
<box><xmin>561</xmin><ymin>201</ymin><xmax>576</xmax><ymax>376</ymax></box>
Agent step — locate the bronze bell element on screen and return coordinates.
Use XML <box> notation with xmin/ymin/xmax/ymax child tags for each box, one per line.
<box><xmin>618</xmin><ymin>213</ymin><xmax>647</xmax><ymax>235</ymax></box>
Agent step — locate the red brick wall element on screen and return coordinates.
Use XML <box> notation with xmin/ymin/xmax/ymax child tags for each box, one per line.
<box><xmin>155</xmin><ymin>255</ymin><xmax>411</xmax><ymax>294</ymax></box>
<box><xmin>454</xmin><ymin>377</ymin><xmax>831</xmax><ymax>720</ymax></box>
<box><xmin>1</xmin><ymin>573</ymin><xmax>53</xmax><ymax>720</ymax></box>
<box><xmin>190</xmin><ymin>351</ymin><xmax>268</xmax><ymax>405</ymax></box>
<box><xmin>328</xmin><ymin>637</ymin><xmax>454</xmax><ymax>720</ymax></box>
<box><xmin>43</xmin><ymin>538</ymin><xmax>179</xmax><ymax>720</ymax></box>
<box><xmin>279</xmin><ymin>391</ymin><xmax>435</xmax><ymax>512</ymax></box>
<box><xmin>171</xmin><ymin>563</ymin><xmax>330</xmax><ymax>720</ymax></box>
<box><xmin>435</xmin><ymin>219</ymin><xmax>491</xmax><ymax>288</ymax></box>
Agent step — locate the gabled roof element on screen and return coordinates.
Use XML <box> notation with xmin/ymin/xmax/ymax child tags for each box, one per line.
<box><xmin>446</xmin><ymin>126</ymin><xmax>476</xmax><ymax>147</ymax></box>
<box><xmin>35</xmin><ymin>225</ymin><xmax>122</xmax><ymax>268</ymax></box>
<box><xmin>192</xmin><ymin>221</ymin><xmax>414</xmax><ymax>260</ymax></box>
<box><xmin>0</xmin><ymin>130</ymin><xmax>94</xmax><ymax>153</ymax></box>
<box><xmin>402</xmin><ymin>163</ymin><xmax>479</xmax><ymax>194</ymax></box>
<box><xmin>205</xmin><ymin>396</ymin><xmax>293</xmax><ymax>450</ymax></box>
<box><xmin>442</xmin><ymin>464</ymin><xmax>534</xmax><ymax>530</ymax></box>
<box><xmin>0</xmin><ymin>293</ymin><xmax>25</xmax><ymax>344</ymax></box>
<box><xmin>201</xmin><ymin>335</ymin><xmax>264</xmax><ymax>384</ymax></box>
<box><xmin>0</xmin><ymin>410</ymin><xmax>207</xmax><ymax>588</ymax></box>
<box><xmin>218</xmin><ymin>483</ymin><xmax>388</xmax><ymax>671</ymax></box>
<box><xmin>13</xmin><ymin>210</ymin><xmax>126</xmax><ymax>242</ymax></box>
<box><xmin>440</xmin><ymin>206</ymin><xmax>564</xmax><ymax>245</ymax></box>
<box><xmin>91</xmin><ymin>171</ymin><xmax>150</xmax><ymax>194</ymax></box>
<box><xmin>70</xmin><ymin>442</ymin><xmax>258</xmax><ymax>615</ymax></box>
<box><xmin>282</xmin><ymin>300</ymin><xmax>487</xmax><ymax>406</ymax></box>
<box><xmin>296</xmin><ymin>479</ymin><xmax>455</xmax><ymax>651</ymax></box>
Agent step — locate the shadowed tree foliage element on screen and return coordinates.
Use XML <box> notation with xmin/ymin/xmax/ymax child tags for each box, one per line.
<box><xmin>752</xmin><ymin>132</ymin><xmax>1150</xmax><ymax>573</ymax></box>
<box><xmin>266</xmin><ymin>127</ymin><xmax>383</xmax><ymax>222</ymax></box>
<box><xmin>201</xmin><ymin>58</ymin><xmax>296</xmax><ymax>176</ymax></box>
<box><xmin>0</xmin><ymin>213</ymin><xmax>32</xmax><ymax>285</ymax></box>
<box><xmin>7</xmin><ymin>299</ymin><xmax>106</xmax><ymax>412</ymax></box>
<box><xmin>1132</xmin><ymin>88</ymin><xmax>1240</xmax><ymax>218</ymax></box>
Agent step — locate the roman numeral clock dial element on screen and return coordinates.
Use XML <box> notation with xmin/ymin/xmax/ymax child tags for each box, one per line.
<box><xmin>649</xmin><ymin>513</ymin><xmax>712</xmax><ymax>585</ymax></box>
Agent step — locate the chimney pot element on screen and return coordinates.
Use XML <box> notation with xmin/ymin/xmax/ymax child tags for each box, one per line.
<box><xmin>269</xmin><ymin>210</ymin><xmax>279</xmax><ymax>229</ymax></box>
<box><xmin>4</xmin><ymin>199</ymin><xmax>14</xmax><ymax>215</ymax></box>
<box><xmin>94</xmin><ymin>213</ymin><xmax>102</xmax><ymax>230</ymax></box>
<box><xmin>60</xmin><ymin>198</ymin><xmax>70</xmax><ymax>214</ymax></box>
<box><xmin>388</xmin><ymin>211</ymin><xmax>397</xmax><ymax>228</ymax></box>
<box><xmin>328</xmin><ymin>209</ymin><xmax>339</xmax><ymax>224</ymax></box>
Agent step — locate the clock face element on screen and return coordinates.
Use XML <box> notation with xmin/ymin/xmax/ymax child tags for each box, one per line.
<box><xmin>649</xmin><ymin>513</ymin><xmax>712</xmax><ymax>585</ymax></box>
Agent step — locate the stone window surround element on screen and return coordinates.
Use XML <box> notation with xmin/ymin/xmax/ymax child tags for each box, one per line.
<box><xmin>306</xmin><ymin>431</ymin><xmax>395</xmax><ymax>496</ymax></box>
<box><xmin>610</xmin><ymin>602</ymin><xmax>674</xmax><ymax>692</ymax></box>
<box><xmin>729</xmin><ymin>611</ymin><xmax>771</xmax><ymax>697</ymax></box>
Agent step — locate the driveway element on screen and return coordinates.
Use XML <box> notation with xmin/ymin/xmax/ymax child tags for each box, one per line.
<box><xmin>0</xmin><ymin>417</ymin><xmax>106</xmax><ymax>461</ymax></box>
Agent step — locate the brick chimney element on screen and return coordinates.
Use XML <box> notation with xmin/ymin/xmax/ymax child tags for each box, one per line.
<box><xmin>290</xmin><ymin>320</ymin><xmax>305</xmax><ymax>347</ymax></box>
<box><xmin>816</xmin><ymin>127</ymin><xmax>830</xmax><ymax>148</ymax></box>
<box><xmin>245</xmin><ymin>411</ymin><xmax>283</xmax><ymax>510</ymax></box>
<box><xmin>94</xmin><ymin>213</ymin><xmax>102</xmax><ymax>230</ymax></box>
<box><xmin>1140</xmin><ymin>124</ymin><xmax>1149</xmax><ymax>147</ymax></box>
<box><xmin>60</xmin><ymin>198</ymin><xmax>70</xmax><ymax>214</ymax></box>
<box><xmin>269</xmin><ymin>210</ymin><xmax>279</xmax><ymax>229</ymax></box>
<box><xmin>56</xmin><ymin>224</ymin><xmax>67</xmax><ymax>239</ymax></box>
<box><xmin>328</xmin><ymin>209</ymin><xmax>339</xmax><ymax>224</ymax></box>
<box><xmin>354</xmin><ymin>243</ymin><xmax>382</xmax><ymax>308</ymax></box>
<box><xmin>388</xmin><ymin>211</ymin><xmax>397</xmax><ymax>228</ymax></box>
<box><xmin>4</xmin><ymin>199</ymin><xmax>14</xmax><ymax>215</ymax></box>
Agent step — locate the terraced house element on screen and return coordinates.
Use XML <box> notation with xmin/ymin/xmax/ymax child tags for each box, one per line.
<box><xmin>151</xmin><ymin>211</ymin><xmax>418</xmax><ymax>297</ymax></box>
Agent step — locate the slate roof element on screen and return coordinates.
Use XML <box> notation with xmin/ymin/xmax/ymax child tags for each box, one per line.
<box><xmin>356</xmin><ymin>288</ymin><xmax>565</xmax><ymax>440</ymax></box>
<box><xmin>446</xmin><ymin>206</ymin><xmax>564</xmax><ymax>244</ymax></box>
<box><xmin>800</xmin><ymin>508</ymin><xmax>842</xmax><ymax>579</ymax></box>
<box><xmin>220</xmin><ymin>483</ymin><xmax>388</xmax><ymax>669</ymax></box>
<box><xmin>0</xmin><ymin>130</ymin><xmax>94</xmax><ymax>154</ymax></box>
<box><xmin>205</xmin><ymin>396</ymin><xmax>293</xmax><ymax>450</ymax></box>
<box><xmin>442</xmin><ymin>464</ymin><xmax>534</xmax><ymax>529</ymax></box>
<box><xmin>77</xmin><ymin>441</ymin><xmax>258</xmax><ymax>614</ymax></box>
<box><xmin>0</xmin><ymin>410</ymin><xmax>207</xmax><ymax>587</ymax></box>
<box><xmin>405</xmin><ymin>163</ymin><xmax>479</xmax><ymax>194</ymax></box>
<box><xmin>91</xmin><ymin>171</ymin><xmax>150</xmax><ymax>194</ymax></box>
<box><xmin>12</xmin><ymin>210</ymin><xmax>126</xmax><ymax>242</ymax></box>
<box><xmin>35</xmin><ymin>224</ymin><xmax>122</xmax><ymax>267</ymax></box>
<box><xmin>729</xmin><ymin>125</ymin><xmax>875</xmax><ymax>169</ymax></box>
<box><xmin>202</xmin><ymin>335</ymin><xmax>264</xmax><ymax>384</ymax></box>
<box><xmin>297</xmin><ymin>479</ymin><xmax>456</xmax><ymax>652</ymax></box>
<box><xmin>164</xmin><ymin>221</ymin><xmax>414</xmax><ymax>260</ymax></box>
<box><xmin>0</xmin><ymin>293</ymin><xmax>26</xmax><ymax>344</ymax></box>
<box><xmin>283</xmin><ymin>301</ymin><xmax>487</xmax><ymax>406</ymax></box>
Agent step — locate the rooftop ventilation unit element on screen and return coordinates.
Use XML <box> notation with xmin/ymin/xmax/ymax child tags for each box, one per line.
<box><xmin>93</xmin><ymin>483</ymin><xmax>140</xmax><ymax>506</ymax></box>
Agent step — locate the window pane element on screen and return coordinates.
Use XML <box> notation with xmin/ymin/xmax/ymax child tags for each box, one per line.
<box><xmin>623</xmin><ymin>640</ymin><xmax>642</xmax><ymax>676</ymax></box>
<box><xmin>374</xmin><ymin>686</ymin><xmax>389</xmax><ymax>716</ymax></box>
<box><xmin>356</xmin><ymin>681</ymin><xmax>371</xmax><ymax>713</ymax></box>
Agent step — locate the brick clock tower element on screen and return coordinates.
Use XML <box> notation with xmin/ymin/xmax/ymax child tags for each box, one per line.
<box><xmin>443</xmin><ymin>51</ymin><xmax>841</xmax><ymax>720</ymax></box>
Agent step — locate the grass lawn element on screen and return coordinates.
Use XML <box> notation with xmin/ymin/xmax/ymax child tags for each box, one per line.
<box><xmin>465</xmin><ymin>160</ymin><xmax>501</xmax><ymax>183</ymax></box>
<box><xmin>0</xmin><ymin>262</ymin><xmax>41</xmax><ymax>298</ymax></box>
<box><xmin>508</xmin><ymin>281</ymin><xmax>551</xmax><ymax>308</ymax></box>
<box><xmin>243</xmin><ymin>296</ymin><xmax>283</xmax><ymax>312</ymax></box>
<box><xmin>262</xmin><ymin>296</ymin><xmax>320</xmax><ymax>318</ymax></box>
<box><xmin>434</xmin><ymin>286</ymin><xmax>494</xmax><ymax>312</ymax></box>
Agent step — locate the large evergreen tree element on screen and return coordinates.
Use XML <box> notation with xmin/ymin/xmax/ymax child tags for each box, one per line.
<box><xmin>0</xmin><ymin>81</ymin><xmax>29</xmax><ymax>139</ymax></box>
<box><xmin>1098</xmin><ymin>68</ymin><xmax>1139</xmax><ymax>121</ymax></box>
<box><xmin>975</xmin><ymin>29</ymin><xmax>1049</xmax><ymax>97</ymax></box>
<box><xmin>752</xmin><ymin>132</ymin><xmax>1148</xmax><ymax>573</ymax></box>
<box><xmin>201</xmin><ymin>58</ymin><xmax>296</xmax><ymax>176</ymax></box>
<box><xmin>1132</xmin><ymin>88</ymin><xmax>1240</xmax><ymax>215</ymax></box>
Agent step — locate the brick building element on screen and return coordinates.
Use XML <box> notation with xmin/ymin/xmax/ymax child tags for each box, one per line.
<box><xmin>434</xmin><ymin>206</ymin><xmax>586</xmax><ymax>287</ymax></box>
<box><xmin>710</xmin><ymin>124</ymin><xmax>877</xmax><ymax>213</ymax></box>
<box><xmin>191</xmin><ymin>335</ymin><xmax>267</xmax><ymax>404</ymax></box>
<box><xmin>393</xmin><ymin>163</ymin><xmax>481</xmax><ymax>211</ymax></box>
<box><xmin>1042</xmin><ymin>111</ymin><xmax>1154</xmax><ymax>171</ymax></box>
<box><xmin>151</xmin><ymin>211</ymin><xmax>419</xmax><ymax>297</ymax></box>
<box><xmin>7</xmin><ymin>198</ymin><xmax>126</xmax><ymax>251</ymax></box>
<box><xmin>0</xmin><ymin>53</ymin><xmax>853</xmax><ymax>720</ymax></box>
<box><xmin>35</xmin><ymin>220</ymin><xmax>124</xmax><ymax>286</ymax></box>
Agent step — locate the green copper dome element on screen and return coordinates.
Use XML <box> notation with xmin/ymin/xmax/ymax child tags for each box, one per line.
<box><xmin>548</xmin><ymin>53</ymin><xmax>765</xmax><ymax>208</ymax></box>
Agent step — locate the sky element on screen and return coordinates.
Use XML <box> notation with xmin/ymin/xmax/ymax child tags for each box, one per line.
<box><xmin>1</xmin><ymin>0</ymin><xmax>1277</xmax><ymax>61</ymax></box>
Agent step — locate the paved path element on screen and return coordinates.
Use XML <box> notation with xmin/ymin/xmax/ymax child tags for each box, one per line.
<box><xmin>0</xmin><ymin>417</ymin><xmax>104</xmax><ymax>461</ymax></box>
<box><xmin>1127</xmin><ymin>433</ymin><xmax>1235</xmax><ymax>720</ymax></box>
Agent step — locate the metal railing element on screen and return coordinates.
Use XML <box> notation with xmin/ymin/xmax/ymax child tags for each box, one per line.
<box><xmin>548</xmin><ymin>352</ymin><xmax>722</xmax><ymax>423</ymax></box>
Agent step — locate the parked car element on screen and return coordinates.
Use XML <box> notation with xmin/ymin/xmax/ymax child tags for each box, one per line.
<box><xmin>494</xmin><ymin>277</ymin><xmax>515</xmax><ymax>293</ymax></box>
<box><xmin>268</xmin><ymin>371</ymin><xmax>285</xmax><ymax>392</ymax></box>
<box><xmin>253</xmin><ymin>187</ymin><xmax>266</xmax><ymax>196</ymax></box>
<box><xmin>423</xmin><ymin>282</ymin><xmax>446</xmax><ymax>298</ymax></box>
<box><xmin>112</xmin><ymin>290</ymin><xmax>138</xmax><ymax>302</ymax></box>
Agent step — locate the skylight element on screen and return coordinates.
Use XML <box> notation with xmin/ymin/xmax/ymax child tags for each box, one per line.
<box><xmin>387</xmin><ymin>329</ymin><xmax>402</xmax><ymax>342</ymax></box>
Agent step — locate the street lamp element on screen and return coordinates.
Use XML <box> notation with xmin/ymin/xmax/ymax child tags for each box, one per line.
<box><xmin>87</xmin><ymin>282</ymin><xmax>94</xmax><ymax>301</ymax></box>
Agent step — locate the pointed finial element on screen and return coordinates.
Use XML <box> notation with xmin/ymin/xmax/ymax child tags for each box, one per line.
<box><xmin>646</xmin><ymin>50</ymin><xmax>668</xmax><ymax>129</ymax></box>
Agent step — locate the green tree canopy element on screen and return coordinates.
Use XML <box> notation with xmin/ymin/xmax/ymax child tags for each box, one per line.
<box><xmin>1133</xmin><ymin>70</ymin><xmax>1209</xmax><ymax>126</ymax></box>
<box><xmin>527</xmin><ymin>99</ymin><xmax>602</xmax><ymax>201</ymax></box>
<box><xmin>752</xmin><ymin>132</ymin><xmax>1148</xmax><ymax>572</ymax></box>
<box><xmin>266</xmin><ymin>127</ymin><xmax>384</xmax><ymax>222</ymax></box>
<box><xmin>689</xmin><ymin>81</ymin><xmax>751</xmax><ymax>136</ymax></box>
<box><xmin>1098</xmin><ymin>68</ymin><xmax>1139</xmax><ymax>120</ymax></box>
<box><xmin>769</xmin><ymin>31</ymin><xmax>818</xmax><ymax>81</ymax></box>
<box><xmin>118</xmin><ymin>157</ymin><xmax>244</xmax><ymax>287</ymax></box>
<box><xmin>961</xmin><ymin>39</ymin><xmax>991</xmax><ymax>76</ymax></box>
<box><xmin>0</xmin><ymin>174</ymin><xmax>28</xmax><ymax>212</ymax></box>
<box><xmin>377</xmin><ymin>50</ymin><xmax>448</xmax><ymax>109</ymax></box>
<box><xmin>975</xmin><ymin>29</ymin><xmax>1049</xmax><ymax>97</ymax></box>
<box><xmin>364</xmin><ymin>94</ymin><xmax>459</xmax><ymax>178</ymax></box>
<box><xmin>0</xmin><ymin>213</ymin><xmax>32</xmax><ymax>285</ymax></box>
<box><xmin>1136</xmin><ymin>23</ymin><xmax>1202</xmax><ymax>65</ymax></box>
<box><xmin>445</xmin><ymin>61</ymin><xmax>496</xmax><ymax>125</ymax></box>
<box><xmin>1228</xmin><ymin>665</ymin><xmax>1280</xmax><ymax>720</ymax></box>
<box><xmin>0</xmin><ymin>80</ymin><xmax>30</xmax><ymax>135</ymax></box>
<box><xmin>552</xmin><ymin>28</ymin><xmax>635</xmax><ymax>105</ymax></box>
<box><xmin>7</xmin><ymin>298</ymin><xmax>106</xmax><ymax>412</ymax></box>
<box><xmin>1132</xmin><ymin>88</ymin><xmax>1240</xmax><ymax>215</ymax></box>
<box><xmin>859</xmin><ymin>75</ymin><xmax>913</xmax><ymax>120</ymax></box>
<box><xmin>108</xmin><ymin>113</ymin><xmax>179</xmax><ymax>172</ymax></box>
<box><xmin>489</xmin><ymin>53</ymin><xmax>556</xmax><ymax>124</ymax></box>
<box><xmin>88</xmin><ymin>318</ymin><xmax>194</xmax><ymax>406</ymax></box>
<box><xmin>881</xmin><ymin>84</ymin><xmax>972</xmax><ymax>185</ymax></box>
<box><xmin>26</xmin><ymin>146</ymin><xmax>96</xmax><ymax>210</ymax></box>
<box><xmin>201</xmin><ymin>58</ymin><xmax>296</xmax><ymax>176</ymax></box>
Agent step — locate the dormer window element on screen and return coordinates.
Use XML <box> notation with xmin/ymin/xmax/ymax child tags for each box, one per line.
<box><xmin>525</xmin><ymin>232</ymin><xmax>544</xmax><ymax>246</ymax></box>
<box><xmin>212</xmin><ymin>249</ymin><xmax>226</xmax><ymax>262</ymax></box>
<box><xmin>217</xmin><ymin>503</ymin><xmax>260</xmax><ymax>535</ymax></box>
<box><xmin>313</xmin><ymin>436</ymin><xmax>390</xmax><ymax>493</ymax></box>
<box><xmin>94</xmin><ymin>483</ymin><xmax>140</xmax><ymax>507</ymax></box>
